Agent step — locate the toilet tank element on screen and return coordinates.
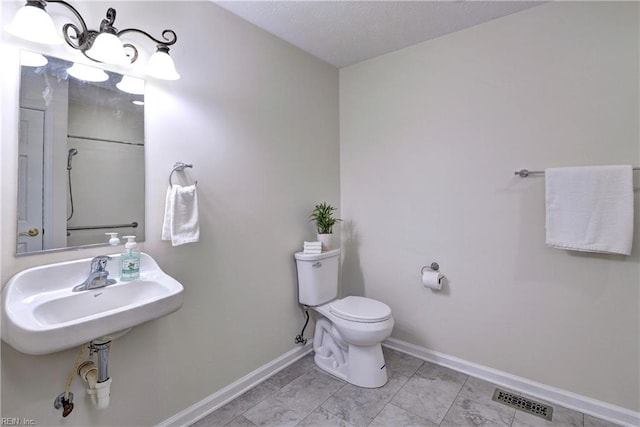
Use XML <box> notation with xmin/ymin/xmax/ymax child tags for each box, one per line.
<box><xmin>294</xmin><ymin>249</ymin><xmax>340</xmax><ymax>306</ymax></box>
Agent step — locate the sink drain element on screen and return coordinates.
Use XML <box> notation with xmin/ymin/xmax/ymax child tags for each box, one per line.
<box><xmin>492</xmin><ymin>388</ymin><xmax>553</xmax><ymax>421</ymax></box>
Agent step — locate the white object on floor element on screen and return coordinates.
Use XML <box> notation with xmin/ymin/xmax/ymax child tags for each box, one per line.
<box><xmin>545</xmin><ymin>165</ymin><xmax>633</xmax><ymax>255</ymax></box>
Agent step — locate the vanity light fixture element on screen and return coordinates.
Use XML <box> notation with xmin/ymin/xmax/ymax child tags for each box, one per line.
<box><xmin>20</xmin><ymin>50</ymin><xmax>48</xmax><ymax>67</ymax></box>
<box><xmin>5</xmin><ymin>1</ymin><xmax>62</xmax><ymax>45</ymax></box>
<box><xmin>66</xmin><ymin>62</ymin><xmax>109</xmax><ymax>82</ymax></box>
<box><xmin>6</xmin><ymin>0</ymin><xmax>180</xmax><ymax>80</ymax></box>
<box><xmin>116</xmin><ymin>75</ymin><xmax>145</xmax><ymax>95</ymax></box>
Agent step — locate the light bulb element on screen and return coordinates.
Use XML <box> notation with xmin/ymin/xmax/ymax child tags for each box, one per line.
<box><xmin>116</xmin><ymin>75</ymin><xmax>145</xmax><ymax>95</ymax></box>
<box><xmin>145</xmin><ymin>47</ymin><xmax>180</xmax><ymax>80</ymax></box>
<box><xmin>20</xmin><ymin>50</ymin><xmax>48</xmax><ymax>67</ymax></box>
<box><xmin>86</xmin><ymin>32</ymin><xmax>129</xmax><ymax>65</ymax></box>
<box><xmin>5</xmin><ymin>3</ymin><xmax>63</xmax><ymax>45</ymax></box>
<box><xmin>67</xmin><ymin>63</ymin><xmax>109</xmax><ymax>82</ymax></box>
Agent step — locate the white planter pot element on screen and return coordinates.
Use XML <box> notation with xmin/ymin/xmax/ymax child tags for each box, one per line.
<box><xmin>317</xmin><ymin>234</ymin><xmax>334</xmax><ymax>251</ymax></box>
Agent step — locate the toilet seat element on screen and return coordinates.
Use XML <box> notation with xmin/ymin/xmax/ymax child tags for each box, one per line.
<box><xmin>329</xmin><ymin>296</ymin><xmax>392</xmax><ymax>323</ymax></box>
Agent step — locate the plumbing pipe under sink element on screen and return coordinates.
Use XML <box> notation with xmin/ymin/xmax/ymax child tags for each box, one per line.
<box><xmin>77</xmin><ymin>338</ymin><xmax>113</xmax><ymax>409</ymax></box>
<box><xmin>78</xmin><ymin>361</ymin><xmax>111</xmax><ymax>409</ymax></box>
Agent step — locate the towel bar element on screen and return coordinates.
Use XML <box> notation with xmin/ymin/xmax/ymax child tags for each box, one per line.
<box><xmin>515</xmin><ymin>167</ymin><xmax>640</xmax><ymax>178</ymax></box>
<box><xmin>67</xmin><ymin>222</ymin><xmax>138</xmax><ymax>231</ymax></box>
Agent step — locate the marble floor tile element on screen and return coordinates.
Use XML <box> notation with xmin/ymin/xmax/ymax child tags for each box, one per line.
<box><xmin>441</xmin><ymin>396</ymin><xmax>515</xmax><ymax>427</ymax></box>
<box><xmin>512</xmin><ymin>395</ymin><xmax>584</xmax><ymax>427</ymax></box>
<box><xmin>391</xmin><ymin>362</ymin><xmax>468</xmax><ymax>425</ymax></box>
<box><xmin>297</xmin><ymin>406</ymin><xmax>357</xmax><ymax>427</ymax></box>
<box><xmin>192</xmin><ymin>381</ymin><xmax>280</xmax><ymax>427</ymax></box>
<box><xmin>458</xmin><ymin>377</ymin><xmax>518</xmax><ymax>416</ymax></box>
<box><xmin>191</xmin><ymin>348</ymin><xmax>617</xmax><ymax>427</ymax></box>
<box><xmin>369</xmin><ymin>403</ymin><xmax>437</xmax><ymax>427</ymax></box>
<box><xmin>243</xmin><ymin>368</ymin><xmax>345</xmax><ymax>427</ymax></box>
<box><xmin>224</xmin><ymin>416</ymin><xmax>257</xmax><ymax>427</ymax></box>
<box><xmin>265</xmin><ymin>354</ymin><xmax>317</xmax><ymax>389</ymax></box>
<box><xmin>584</xmin><ymin>414</ymin><xmax>622</xmax><ymax>427</ymax></box>
<box><xmin>414</xmin><ymin>361</ymin><xmax>469</xmax><ymax>384</ymax></box>
<box><xmin>321</xmin><ymin>373</ymin><xmax>410</xmax><ymax>426</ymax></box>
<box><xmin>382</xmin><ymin>346</ymin><xmax>425</xmax><ymax>379</ymax></box>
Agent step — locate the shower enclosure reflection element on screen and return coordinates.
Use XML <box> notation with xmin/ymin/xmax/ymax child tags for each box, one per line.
<box><xmin>17</xmin><ymin>52</ymin><xmax>145</xmax><ymax>254</ymax></box>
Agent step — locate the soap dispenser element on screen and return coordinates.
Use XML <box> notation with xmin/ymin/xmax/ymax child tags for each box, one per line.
<box><xmin>120</xmin><ymin>236</ymin><xmax>140</xmax><ymax>281</ymax></box>
<box><xmin>105</xmin><ymin>232</ymin><xmax>120</xmax><ymax>246</ymax></box>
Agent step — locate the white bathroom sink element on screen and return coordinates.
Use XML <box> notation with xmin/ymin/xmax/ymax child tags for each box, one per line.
<box><xmin>1</xmin><ymin>253</ymin><xmax>183</xmax><ymax>355</ymax></box>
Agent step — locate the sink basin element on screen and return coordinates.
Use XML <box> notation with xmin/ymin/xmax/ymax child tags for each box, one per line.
<box><xmin>2</xmin><ymin>253</ymin><xmax>183</xmax><ymax>355</ymax></box>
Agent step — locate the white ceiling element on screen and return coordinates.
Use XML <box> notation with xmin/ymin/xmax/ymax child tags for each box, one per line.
<box><xmin>214</xmin><ymin>1</ymin><xmax>544</xmax><ymax>68</ymax></box>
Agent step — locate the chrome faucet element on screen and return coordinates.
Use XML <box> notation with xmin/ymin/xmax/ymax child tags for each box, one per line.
<box><xmin>73</xmin><ymin>256</ymin><xmax>117</xmax><ymax>292</ymax></box>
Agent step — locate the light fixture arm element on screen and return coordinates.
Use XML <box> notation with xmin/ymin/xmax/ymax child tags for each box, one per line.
<box><xmin>45</xmin><ymin>0</ymin><xmax>92</xmax><ymax>51</ymax></box>
<box><xmin>116</xmin><ymin>28</ymin><xmax>177</xmax><ymax>64</ymax></box>
<box><xmin>118</xmin><ymin>28</ymin><xmax>177</xmax><ymax>48</ymax></box>
<box><xmin>34</xmin><ymin>0</ymin><xmax>177</xmax><ymax>64</ymax></box>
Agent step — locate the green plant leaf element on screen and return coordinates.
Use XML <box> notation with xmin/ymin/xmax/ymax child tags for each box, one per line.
<box><xmin>308</xmin><ymin>202</ymin><xmax>342</xmax><ymax>234</ymax></box>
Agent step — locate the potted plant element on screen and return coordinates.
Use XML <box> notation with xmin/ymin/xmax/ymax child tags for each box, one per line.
<box><xmin>309</xmin><ymin>202</ymin><xmax>342</xmax><ymax>250</ymax></box>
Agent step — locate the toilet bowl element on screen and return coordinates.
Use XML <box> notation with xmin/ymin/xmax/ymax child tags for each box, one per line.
<box><xmin>312</xmin><ymin>296</ymin><xmax>394</xmax><ymax>388</ymax></box>
<box><xmin>294</xmin><ymin>250</ymin><xmax>394</xmax><ymax>388</ymax></box>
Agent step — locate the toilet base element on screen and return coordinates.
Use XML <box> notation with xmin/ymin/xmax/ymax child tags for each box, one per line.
<box><xmin>314</xmin><ymin>343</ymin><xmax>388</xmax><ymax>388</ymax></box>
<box><xmin>314</xmin><ymin>353</ymin><xmax>347</xmax><ymax>382</ymax></box>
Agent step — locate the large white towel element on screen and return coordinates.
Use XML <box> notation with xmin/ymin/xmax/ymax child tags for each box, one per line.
<box><xmin>162</xmin><ymin>184</ymin><xmax>200</xmax><ymax>246</ymax></box>
<box><xmin>545</xmin><ymin>165</ymin><xmax>633</xmax><ymax>255</ymax></box>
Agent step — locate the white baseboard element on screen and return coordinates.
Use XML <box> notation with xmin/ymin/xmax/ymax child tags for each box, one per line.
<box><xmin>383</xmin><ymin>337</ymin><xmax>640</xmax><ymax>427</ymax></box>
<box><xmin>156</xmin><ymin>343</ymin><xmax>313</xmax><ymax>427</ymax></box>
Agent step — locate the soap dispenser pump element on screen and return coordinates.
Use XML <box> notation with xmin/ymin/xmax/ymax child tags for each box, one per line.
<box><xmin>105</xmin><ymin>232</ymin><xmax>120</xmax><ymax>246</ymax></box>
<box><xmin>120</xmin><ymin>236</ymin><xmax>140</xmax><ymax>281</ymax></box>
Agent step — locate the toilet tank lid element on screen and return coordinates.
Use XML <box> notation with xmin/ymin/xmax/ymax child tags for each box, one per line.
<box><xmin>330</xmin><ymin>296</ymin><xmax>392</xmax><ymax>323</ymax></box>
<box><xmin>294</xmin><ymin>249</ymin><xmax>341</xmax><ymax>261</ymax></box>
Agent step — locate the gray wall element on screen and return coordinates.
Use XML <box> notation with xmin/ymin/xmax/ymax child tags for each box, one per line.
<box><xmin>1</xmin><ymin>1</ymin><xmax>339</xmax><ymax>424</ymax></box>
<box><xmin>340</xmin><ymin>1</ymin><xmax>639</xmax><ymax>411</ymax></box>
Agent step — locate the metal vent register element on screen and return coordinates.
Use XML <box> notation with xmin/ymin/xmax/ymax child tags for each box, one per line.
<box><xmin>492</xmin><ymin>388</ymin><xmax>553</xmax><ymax>421</ymax></box>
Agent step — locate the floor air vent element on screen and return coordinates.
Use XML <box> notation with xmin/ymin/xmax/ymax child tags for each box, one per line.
<box><xmin>492</xmin><ymin>388</ymin><xmax>553</xmax><ymax>421</ymax></box>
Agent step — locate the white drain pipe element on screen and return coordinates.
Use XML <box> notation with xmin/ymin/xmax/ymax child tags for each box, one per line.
<box><xmin>78</xmin><ymin>361</ymin><xmax>111</xmax><ymax>409</ymax></box>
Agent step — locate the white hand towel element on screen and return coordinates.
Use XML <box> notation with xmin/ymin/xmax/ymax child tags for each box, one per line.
<box><xmin>545</xmin><ymin>165</ymin><xmax>633</xmax><ymax>255</ymax></box>
<box><xmin>161</xmin><ymin>186</ymin><xmax>174</xmax><ymax>242</ymax></box>
<box><xmin>162</xmin><ymin>184</ymin><xmax>200</xmax><ymax>246</ymax></box>
<box><xmin>303</xmin><ymin>241</ymin><xmax>322</xmax><ymax>254</ymax></box>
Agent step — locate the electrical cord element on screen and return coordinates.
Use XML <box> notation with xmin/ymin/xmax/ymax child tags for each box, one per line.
<box><xmin>295</xmin><ymin>306</ymin><xmax>309</xmax><ymax>345</ymax></box>
<box><xmin>64</xmin><ymin>344</ymin><xmax>86</xmax><ymax>401</ymax></box>
<box><xmin>56</xmin><ymin>343</ymin><xmax>87</xmax><ymax>417</ymax></box>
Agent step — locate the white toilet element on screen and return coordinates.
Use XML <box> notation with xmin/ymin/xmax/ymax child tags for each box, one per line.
<box><xmin>294</xmin><ymin>249</ymin><xmax>394</xmax><ymax>388</ymax></box>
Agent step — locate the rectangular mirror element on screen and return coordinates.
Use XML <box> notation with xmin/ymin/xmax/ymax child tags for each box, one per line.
<box><xmin>17</xmin><ymin>51</ymin><xmax>145</xmax><ymax>255</ymax></box>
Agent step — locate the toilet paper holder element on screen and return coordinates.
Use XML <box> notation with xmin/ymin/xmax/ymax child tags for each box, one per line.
<box><xmin>421</xmin><ymin>262</ymin><xmax>439</xmax><ymax>273</ymax></box>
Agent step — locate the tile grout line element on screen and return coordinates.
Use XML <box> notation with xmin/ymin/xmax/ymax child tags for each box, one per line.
<box><xmin>234</xmin><ymin>383</ymin><xmax>282</xmax><ymax>426</ymax></box>
<box><xmin>286</xmin><ymin>363</ymin><xmax>342</xmax><ymax>426</ymax></box>
<box><xmin>369</xmin><ymin>361</ymin><xmax>431</xmax><ymax>425</ymax></box>
<box><xmin>367</xmin><ymin>360</ymin><xmax>431</xmax><ymax>426</ymax></box>
<box><xmin>435</xmin><ymin>375</ymin><xmax>470</xmax><ymax>426</ymax></box>
<box><xmin>295</xmin><ymin>380</ymin><xmax>349</xmax><ymax>426</ymax></box>
<box><xmin>238</xmin><ymin>358</ymin><xmax>318</xmax><ymax>426</ymax></box>
<box><xmin>364</xmin><ymin>373</ymin><xmax>417</xmax><ymax>426</ymax></box>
